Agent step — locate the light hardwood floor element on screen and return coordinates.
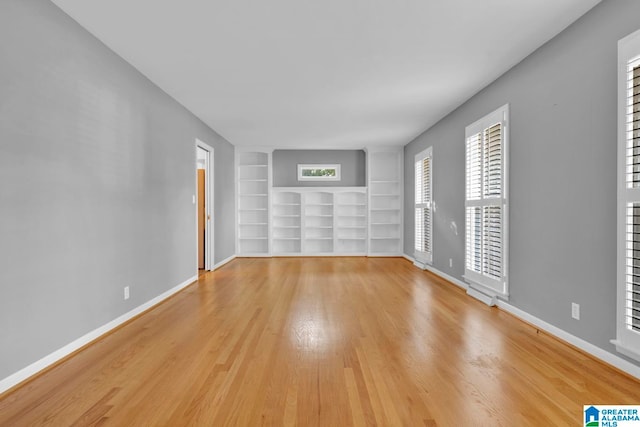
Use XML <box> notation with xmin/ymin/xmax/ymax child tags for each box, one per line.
<box><xmin>1</xmin><ymin>257</ymin><xmax>639</xmax><ymax>426</ymax></box>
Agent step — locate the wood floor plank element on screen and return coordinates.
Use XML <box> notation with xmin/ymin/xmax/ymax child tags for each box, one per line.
<box><xmin>1</xmin><ymin>257</ymin><xmax>639</xmax><ymax>426</ymax></box>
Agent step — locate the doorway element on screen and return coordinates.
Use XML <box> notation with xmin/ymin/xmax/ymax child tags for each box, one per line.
<box><xmin>196</xmin><ymin>140</ymin><xmax>214</xmax><ymax>271</ymax></box>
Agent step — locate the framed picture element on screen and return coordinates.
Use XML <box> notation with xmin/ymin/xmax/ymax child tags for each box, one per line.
<box><xmin>297</xmin><ymin>164</ymin><xmax>341</xmax><ymax>181</ymax></box>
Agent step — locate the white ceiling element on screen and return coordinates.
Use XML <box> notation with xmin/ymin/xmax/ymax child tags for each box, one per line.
<box><xmin>51</xmin><ymin>0</ymin><xmax>600</xmax><ymax>149</ymax></box>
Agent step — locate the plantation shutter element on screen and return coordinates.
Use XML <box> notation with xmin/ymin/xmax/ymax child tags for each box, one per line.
<box><xmin>464</xmin><ymin>125</ymin><xmax>503</xmax><ymax>281</ymax></box>
<box><xmin>615</xmin><ymin>31</ymin><xmax>640</xmax><ymax>361</ymax></box>
<box><xmin>415</xmin><ymin>147</ymin><xmax>433</xmax><ymax>264</ymax></box>
<box><xmin>624</xmin><ymin>59</ymin><xmax>640</xmax><ymax>333</ymax></box>
<box><xmin>482</xmin><ymin>124</ymin><xmax>503</xmax><ymax>281</ymax></box>
<box><xmin>464</xmin><ymin>106</ymin><xmax>508</xmax><ymax>297</ymax></box>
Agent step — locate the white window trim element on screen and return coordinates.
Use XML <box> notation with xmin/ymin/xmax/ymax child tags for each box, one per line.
<box><xmin>297</xmin><ymin>164</ymin><xmax>341</xmax><ymax>181</ymax></box>
<box><xmin>463</xmin><ymin>104</ymin><xmax>509</xmax><ymax>300</ymax></box>
<box><xmin>613</xmin><ymin>28</ymin><xmax>640</xmax><ymax>362</ymax></box>
<box><xmin>414</xmin><ymin>147</ymin><xmax>433</xmax><ymax>265</ymax></box>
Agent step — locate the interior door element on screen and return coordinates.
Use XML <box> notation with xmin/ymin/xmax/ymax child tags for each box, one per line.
<box><xmin>198</xmin><ymin>168</ymin><xmax>206</xmax><ymax>269</ymax></box>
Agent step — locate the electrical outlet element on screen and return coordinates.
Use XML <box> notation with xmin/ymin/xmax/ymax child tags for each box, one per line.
<box><xmin>571</xmin><ymin>302</ymin><xmax>580</xmax><ymax>320</ymax></box>
<box><xmin>449</xmin><ymin>258</ymin><xmax>453</xmax><ymax>268</ymax></box>
<box><xmin>124</xmin><ymin>286</ymin><xmax>130</xmax><ymax>300</ymax></box>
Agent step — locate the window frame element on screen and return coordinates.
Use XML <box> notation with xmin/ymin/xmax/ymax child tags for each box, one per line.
<box><xmin>297</xmin><ymin>164</ymin><xmax>341</xmax><ymax>181</ymax></box>
<box><xmin>464</xmin><ymin>104</ymin><xmax>509</xmax><ymax>299</ymax></box>
<box><xmin>614</xmin><ymin>28</ymin><xmax>640</xmax><ymax>362</ymax></box>
<box><xmin>414</xmin><ymin>147</ymin><xmax>433</xmax><ymax>265</ymax></box>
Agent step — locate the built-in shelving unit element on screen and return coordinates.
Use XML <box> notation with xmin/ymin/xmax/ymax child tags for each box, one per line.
<box><xmin>236</xmin><ymin>147</ymin><xmax>402</xmax><ymax>258</ymax></box>
<box><xmin>367</xmin><ymin>148</ymin><xmax>403</xmax><ymax>256</ymax></box>
<box><xmin>303</xmin><ymin>191</ymin><xmax>334</xmax><ymax>254</ymax></box>
<box><xmin>272</xmin><ymin>191</ymin><xmax>302</xmax><ymax>255</ymax></box>
<box><xmin>270</xmin><ymin>187</ymin><xmax>367</xmax><ymax>256</ymax></box>
<box><xmin>335</xmin><ymin>191</ymin><xmax>367</xmax><ymax>254</ymax></box>
<box><xmin>237</xmin><ymin>149</ymin><xmax>271</xmax><ymax>256</ymax></box>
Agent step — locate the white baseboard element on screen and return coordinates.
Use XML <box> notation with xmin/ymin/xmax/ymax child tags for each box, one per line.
<box><xmin>273</xmin><ymin>253</ymin><xmax>368</xmax><ymax>257</ymax></box>
<box><xmin>0</xmin><ymin>275</ymin><xmax>198</xmax><ymax>395</ymax></box>
<box><xmin>413</xmin><ymin>260</ymin><xmax>427</xmax><ymax>270</ymax></box>
<box><xmin>403</xmin><ymin>254</ymin><xmax>469</xmax><ymax>291</ymax></box>
<box><xmin>611</xmin><ymin>340</ymin><xmax>640</xmax><ymax>363</ymax></box>
<box><xmin>402</xmin><ymin>254</ymin><xmax>415</xmax><ymax>263</ymax></box>
<box><xmin>424</xmin><ymin>265</ymin><xmax>469</xmax><ymax>291</ymax></box>
<box><xmin>214</xmin><ymin>254</ymin><xmax>236</xmax><ymax>270</ymax></box>
<box><xmin>497</xmin><ymin>301</ymin><xmax>640</xmax><ymax>379</ymax></box>
<box><xmin>467</xmin><ymin>287</ymin><xmax>497</xmax><ymax>306</ymax></box>
<box><xmin>403</xmin><ymin>254</ymin><xmax>640</xmax><ymax>380</ymax></box>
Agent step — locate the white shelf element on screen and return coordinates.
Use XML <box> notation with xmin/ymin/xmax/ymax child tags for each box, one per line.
<box><xmin>332</xmin><ymin>189</ymin><xmax>368</xmax><ymax>254</ymax></box>
<box><xmin>367</xmin><ymin>148</ymin><xmax>402</xmax><ymax>256</ymax></box>
<box><xmin>272</xmin><ymin>187</ymin><xmax>367</xmax><ymax>256</ymax></box>
<box><xmin>270</xmin><ymin>189</ymin><xmax>302</xmax><ymax>254</ymax></box>
<box><xmin>251</xmin><ymin>182</ymin><xmax>401</xmax><ymax>256</ymax></box>
<box><xmin>237</xmin><ymin>150</ymin><xmax>270</xmax><ymax>256</ymax></box>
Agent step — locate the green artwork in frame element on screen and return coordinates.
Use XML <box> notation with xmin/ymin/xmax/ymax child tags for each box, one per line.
<box><xmin>298</xmin><ymin>164</ymin><xmax>341</xmax><ymax>181</ymax></box>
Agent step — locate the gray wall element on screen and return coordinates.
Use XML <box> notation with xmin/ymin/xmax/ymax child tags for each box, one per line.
<box><xmin>273</xmin><ymin>149</ymin><xmax>366</xmax><ymax>187</ymax></box>
<box><xmin>0</xmin><ymin>0</ymin><xmax>235</xmax><ymax>381</ymax></box>
<box><xmin>404</xmin><ymin>0</ymin><xmax>640</xmax><ymax>366</ymax></box>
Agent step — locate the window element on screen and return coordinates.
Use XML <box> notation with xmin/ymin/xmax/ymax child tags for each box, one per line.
<box><xmin>297</xmin><ymin>164</ymin><xmax>341</xmax><ymax>181</ymax></box>
<box><xmin>464</xmin><ymin>104</ymin><xmax>509</xmax><ymax>299</ymax></box>
<box><xmin>614</xmin><ymin>28</ymin><xmax>640</xmax><ymax>362</ymax></box>
<box><xmin>414</xmin><ymin>147</ymin><xmax>433</xmax><ymax>265</ymax></box>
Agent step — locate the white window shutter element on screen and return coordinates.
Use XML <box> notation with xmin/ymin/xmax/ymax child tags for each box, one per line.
<box><xmin>483</xmin><ymin>124</ymin><xmax>502</xmax><ymax>198</ymax></box>
<box><xmin>465</xmin><ymin>206</ymin><xmax>482</xmax><ymax>274</ymax></box>
<box><xmin>414</xmin><ymin>147</ymin><xmax>433</xmax><ymax>264</ymax></box>
<box><xmin>626</xmin><ymin>60</ymin><xmax>640</xmax><ymax>334</ymax></box>
<box><xmin>615</xmin><ymin>30</ymin><xmax>640</xmax><ymax>361</ymax></box>
<box><xmin>464</xmin><ymin>105</ymin><xmax>509</xmax><ymax>299</ymax></box>
<box><xmin>466</xmin><ymin>133</ymin><xmax>482</xmax><ymax>201</ymax></box>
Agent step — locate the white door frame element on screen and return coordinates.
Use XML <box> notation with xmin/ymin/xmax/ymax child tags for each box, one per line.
<box><xmin>196</xmin><ymin>139</ymin><xmax>214</xmax><ymax>271</ymax></box>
